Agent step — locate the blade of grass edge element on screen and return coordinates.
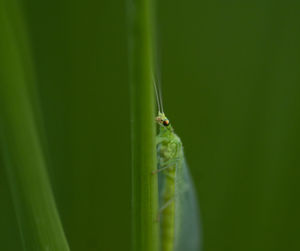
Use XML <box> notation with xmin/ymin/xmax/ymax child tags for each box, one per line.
<box><xmin>0</xmin><ymin>3</ymin><xmax>70</xmax><ymax>251</ymax></box>
<box><xmin>127</xmin><ymin>0</ymin><xmax>160</xmax><ymax>250</ymax></box>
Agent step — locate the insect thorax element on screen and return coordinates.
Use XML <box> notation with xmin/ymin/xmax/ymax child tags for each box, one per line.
<box><xmin>157</xmin><ymin>131</ymin><xmax>182</xmax><ymax>164</ymax></box>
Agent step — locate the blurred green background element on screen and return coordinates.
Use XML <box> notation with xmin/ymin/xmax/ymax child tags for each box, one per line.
<box><xmin>1</xmin><ymin>0</ymin><xmax>300</xmax><ymax>250</ymax></box>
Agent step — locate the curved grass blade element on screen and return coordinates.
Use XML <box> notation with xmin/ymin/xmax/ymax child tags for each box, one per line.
<box><xmin>0</xmin><ymin>2</ymin><xmax>70</xmax><ymax>250</ymax></box>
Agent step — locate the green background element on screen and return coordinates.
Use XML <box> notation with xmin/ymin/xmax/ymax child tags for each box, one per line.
<box><xmin>1</xmin><ymin>0</ymin><xmax>300</xmax><ymax>250</ymax></box>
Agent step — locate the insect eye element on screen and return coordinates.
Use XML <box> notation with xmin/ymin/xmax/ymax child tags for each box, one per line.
<box><xmin>163</xmin><ymin>120</ymin><xmax>170</xmax><ymax>126</ymax></box>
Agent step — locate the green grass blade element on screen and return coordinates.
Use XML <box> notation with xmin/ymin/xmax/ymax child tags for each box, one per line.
<box><xmin>127</xmin><ymin>0</ymin><xmax>159</xmax><ymax>250</ymax></box>
<box><xmin>0</xmin><ymin>3</ymin><xmax>70</xmax><ymax>251</ymax></box>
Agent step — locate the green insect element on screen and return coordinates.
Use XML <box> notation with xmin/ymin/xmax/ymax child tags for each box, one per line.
<box><xmin>154</xmin><ymin>84</ymin><xmax>201</xmax><ymax>251</ymax></box>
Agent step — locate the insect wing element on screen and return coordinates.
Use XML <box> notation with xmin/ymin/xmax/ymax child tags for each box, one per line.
<box><xmin>174</xmin><ymin>159</ymin><xmax>202</xmax><ymax>251</ymax></box>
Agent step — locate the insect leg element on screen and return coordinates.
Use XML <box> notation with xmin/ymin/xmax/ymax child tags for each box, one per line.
<box><xmin>156</xmin><ymin>136</ymin><xmax>166</xmax><ymax>145</ymax></box>
<box><xmin>155</xmin><ymin>197</ymin><xmax>175</xmax><ymax>222</ymax></box>
<box><xmin>152</xmin><ymin>158</ymin><xmax>180</xmax><ymax>174</ymax></box>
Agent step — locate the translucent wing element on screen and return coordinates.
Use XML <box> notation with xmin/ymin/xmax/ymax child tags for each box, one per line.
<box><xmin>174</xmin><ymin>159</ymin><xmax>202</xmax><ymax>251</ymax></box>
<box><xmin>157</xmin><ymin>146</ymin><xmax>202</xmax><ymax>251</ymax></box>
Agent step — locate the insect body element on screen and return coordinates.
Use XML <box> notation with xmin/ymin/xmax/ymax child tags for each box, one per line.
<box><xmin>156</xmin><ymin>112</ymin><xmax>201</xmax><ymax>251</ymax></box>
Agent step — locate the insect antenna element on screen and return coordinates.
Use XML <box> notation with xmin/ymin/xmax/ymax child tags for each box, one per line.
<box><xmin>153</xmin><ymin>75</ymin><xmax>164</xmax><ymax>113</ymax></box>
<box><xmin>157</xmin><ymin>78</ymin><xmax>164</xmax><ymax>113</ymax></box>
<box><xmin>153</xmin><ymin>76</ymin><xmax>163</xmax><ymax>113</ymax></box>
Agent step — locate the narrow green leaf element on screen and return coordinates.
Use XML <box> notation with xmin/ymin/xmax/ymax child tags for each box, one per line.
<box><xmin>127</xmin><ymin>0</ymin><xmax>159</xmax><ymax>250</ymax></box>
<box><xmin>0</xmin><ymin>2</ymin><xmax>70</xmax><ymax>250</ymax></box>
